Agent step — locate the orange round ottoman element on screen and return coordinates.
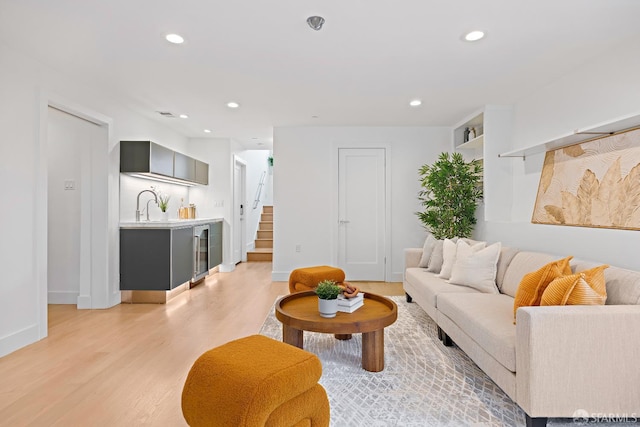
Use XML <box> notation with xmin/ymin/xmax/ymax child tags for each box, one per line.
<box><xmin>182</xmin><ymin>335</ymin><xmax>330</xmax><ymax>427</ymax></box>
<box><xmin>288</xmin><ymin>265</ymin><xmax>346</xmax><ymax>293</ymax></box>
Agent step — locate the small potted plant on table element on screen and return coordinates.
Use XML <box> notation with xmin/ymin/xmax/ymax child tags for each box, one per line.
<box><xmin>315</xmin><ymin>280</ymin><xmax>342</xmax><ymax>318</ymax></box>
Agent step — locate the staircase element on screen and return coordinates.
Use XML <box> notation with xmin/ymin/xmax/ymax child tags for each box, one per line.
<box><xmin>247</xmin><ymin>205</ymin><xmax>273</xmax><ymax>262</ymax></box>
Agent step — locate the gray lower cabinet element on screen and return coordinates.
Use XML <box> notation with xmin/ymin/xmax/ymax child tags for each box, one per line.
<box><xmin>120</xmin><ymin>227</ymin><xmax>194</xmax><ymax>290</ymax></box>
<box><xmin>209</xmin><ymin>222</ymin><xmax>223</xmax><ymax>267</ymax></box>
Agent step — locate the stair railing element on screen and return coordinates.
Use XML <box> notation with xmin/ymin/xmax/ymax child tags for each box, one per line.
<box><xmin>252</xmin><ymin>171</ymin><xmax>267</xmax><ymax>210</ymax></box>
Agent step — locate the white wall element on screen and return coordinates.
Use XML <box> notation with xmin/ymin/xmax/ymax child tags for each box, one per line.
<box><xmin>476</xmin><ymin>33</ymin><xmax>640</xmax><ymax>270</ymax></box>
<box><xmin>0</xmin><ymin>42</ymin><xmax>189</xmax><ymax>357</ymax></box>
<box><xmin>272</xmin><ymin>126</ymin><xmax>450</xmax><ymax>282</ymax></box>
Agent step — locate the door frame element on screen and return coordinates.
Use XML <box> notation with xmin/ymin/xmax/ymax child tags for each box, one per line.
<box><xmin>36</xmin><ymin>92</ymin><xmax>115</xmax><ymax>339</ymax></box>
<box><xmin>332</xmin><ymin>142</ymin><xmax>392</xmax><ymax>281</ymax></box>
<box><xmin>232</xmin><ymin>155</ymin><xmax>247</xmax><ymax>264</ymax></box>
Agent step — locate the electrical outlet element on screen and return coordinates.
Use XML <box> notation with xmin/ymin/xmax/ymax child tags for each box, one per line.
<box><xmin>295</xmin><ymin>244</ymin><xmax>302</xmax><ymax>253</ymax></box>
<box><xmin>64</xmin><ymin>180</ymin><xmax>75</xmax><ymax>190</ymax></box>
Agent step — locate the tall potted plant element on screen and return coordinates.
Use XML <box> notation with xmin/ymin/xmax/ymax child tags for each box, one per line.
<box><xmin>315</xmin><ymin>280</ymin><xmax>342</xmax><ymax>318</ymax></box>
<box><xmin>416</xmin><ymin>152</ymin><xmax>483</xmax><ymax>239</ymax></box>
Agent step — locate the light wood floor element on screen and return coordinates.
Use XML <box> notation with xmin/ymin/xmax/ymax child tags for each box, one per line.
<box><xmin>0</xmin><ymin>263</ymin><xmax>404</xmax><ymax>426</ymax></box>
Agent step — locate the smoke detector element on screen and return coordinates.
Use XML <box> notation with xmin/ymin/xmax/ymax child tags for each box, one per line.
<box><xmin>307</xmin><ymin>16</ymin><xmax>325</xmax><ymax>31</ymax></box>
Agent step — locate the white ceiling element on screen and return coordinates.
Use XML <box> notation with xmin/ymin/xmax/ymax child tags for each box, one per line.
<box><xmin>2</xmin><ymin>0</ymin><xmax>640</xmax><ymax>149</ymax></box>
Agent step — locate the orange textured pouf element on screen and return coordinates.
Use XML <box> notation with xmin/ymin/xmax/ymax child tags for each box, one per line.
<box><xmin>181</xmin><ymin>335</ymin><xmax>330</xmax><ymax>427</ymax></box>
<box><xmin>288</xmin><ymin>265</ymin><xmax>345</xmax><ymax>293</ymax></box>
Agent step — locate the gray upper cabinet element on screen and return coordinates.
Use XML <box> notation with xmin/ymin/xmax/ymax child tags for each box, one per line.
<box><xmin>120</xmin><ymin>140</ymin><xmax>209</xmax><ymax>186</ymax></box>
<box><xmin>195</xmin><ymin>159</ymin><xmax>209</xmax><ymax>185</ymax></box>
<box><xmin>174</xmin><ymin>152</ymin><xmax>196</xmax><ymax>182</ymax></box>
<box><xmin>149</xmin><ymin>143</ymin><xmax>175</xmax><ymax>176</ymax></box>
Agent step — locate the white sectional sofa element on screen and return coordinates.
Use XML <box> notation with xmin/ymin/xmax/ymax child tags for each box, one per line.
<box><xmin>403</xmin><ymin>244</ymin><xmax>640</xmax><ymax>427</ymax></box>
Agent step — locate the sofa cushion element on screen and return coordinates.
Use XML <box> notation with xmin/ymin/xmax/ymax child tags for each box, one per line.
<box><xmin>449</xmin><ymin>241</ymin><xmax>501</xmax><ymax>294</ymax></box>
<box><xmin>541</xmin><ymin>265</ymin><xmax>609</xmax><ymax>306</ymax></box>
<box><xmin>572</xmin><ymin>260</ymin><xmax>640</xmax><ymax>305</ymax></box>
<box><xmin>438</xmin><ymin>293</ymin><xmax>517</xmax><ymax>372</ymax></box>
<box><xmin>502</xmin><ymin>252</ymin><xmax>564</xmax><ymax>298</ymax></box>
<box><xmin>405</xmin><ymin>268</ymin><xmax>479</xmax><ymax>308</ymax></box>
<box><xmin>512</xmin><ymin>256</ymin><xmax>573</xmax><ymax>318</ymax></box>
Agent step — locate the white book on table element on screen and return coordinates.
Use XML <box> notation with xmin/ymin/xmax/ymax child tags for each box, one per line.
<box><xmin>337</xmin><ymin>301</ymin><xmax>364</xmax><ymax>313</ymax></box>
<box><xmin>337</xmin><ymin>294</ymin><xmax>363</xmax><ymax>307</ymax></box>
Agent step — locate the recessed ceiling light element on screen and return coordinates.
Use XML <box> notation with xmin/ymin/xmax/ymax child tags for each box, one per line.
<box><xmin>464</xmin><ymin>30</ymin><xmax>485</xmax><ymax>42</ymax></box>
<box><xmin>227</xmin><ymin>102</ymin><xmax>240</xmax><ymax>109</ymax></box>
<box><xmin>165</xmin><ymin>33</ymin><xmax>185</xmax><ymax>44</ymax></box>
<box><xmin>409</xmin><ymin>99</ymin><xmax>422</xmax><ymax>107</ymax></box>
<box><xmin>179</xmin><ymin>114</ymin><xmax>188</xmax><ymax>119</ymax></box>
<box><xmin>204</xmin><ymin>129</ymin><xmax>211</xmax><ymax>133</ymax></box>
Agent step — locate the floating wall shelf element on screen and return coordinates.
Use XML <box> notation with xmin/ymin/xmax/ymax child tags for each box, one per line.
<box><xmin>457</xmin><ymin>134</ymin><xmax>484</xmax><ymax>151</ymax></box>
<box><xmin>498</xmin><ymin>112</ymin><xmax>640</xmax><ymax>160</ymax></box>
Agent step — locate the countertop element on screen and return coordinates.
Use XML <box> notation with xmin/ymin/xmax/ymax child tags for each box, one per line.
<box><xmin>120</xmin><ymin>217</ymin><xmax>223</xmax><ymax>229</ymax></box>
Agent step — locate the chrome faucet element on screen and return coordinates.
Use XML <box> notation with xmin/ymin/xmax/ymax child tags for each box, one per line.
<box><xmin>136</xmin><ymin>189</ymin><xmax>158</xmax><ymax>222</ymax></box>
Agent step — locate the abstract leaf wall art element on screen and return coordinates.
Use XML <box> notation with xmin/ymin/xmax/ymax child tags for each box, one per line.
<box><xmin>532</xmin><ymin>128</ymin><xmax>640</xmax><ymax>230</ymax></box>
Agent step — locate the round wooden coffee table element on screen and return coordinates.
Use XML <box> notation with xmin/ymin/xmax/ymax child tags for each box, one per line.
<box><xmin>275</xmin><ymin>291</ymin><xmax>398</xmax><ymax>372</ymax></box>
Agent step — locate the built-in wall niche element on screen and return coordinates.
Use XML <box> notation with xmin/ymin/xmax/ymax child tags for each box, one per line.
<box><xmin>452</xmin><ymin>105</ymin><xmax>515</xmax><ymax>222</ymax></box>
<box><xmin>454</xmin><ymin>112</ymin><xmax>484</xmax><ymax>161</ymax></box>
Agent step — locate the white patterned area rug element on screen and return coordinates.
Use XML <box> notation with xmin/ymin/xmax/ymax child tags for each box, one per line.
<box><xmin>259</xmin><ymin>297</ymin><xmax>632</xmax><ymax>427</ymax></box>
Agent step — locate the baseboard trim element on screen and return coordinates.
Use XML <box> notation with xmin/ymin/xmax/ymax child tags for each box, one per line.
<box><xmin>77</xmin><ymin>294</ymin><xmax>92</xmax><ymax>309</ymax></box>
<box><xmin>272</xmin><ymin>271</ymin><xmax>290</xmax><ymax>282</ymax></box>
<box><xmin>388</xmin><ymin>271</ymin><xmax>403</xmax><ymax>282</ymax></box>
<box><xmin>48</xmin><ymin>291</ymin><xmax>79</xmax><ymax>305</ymax></box>
<box><xmin>0</xmin><ymin>323</ymin><xmax>40</xmax><ymax>358</ymax></box>
<box><xmin>219</xmin><ymin>263</ymin><xmax>236</xmax><ymax>273</ymax></box>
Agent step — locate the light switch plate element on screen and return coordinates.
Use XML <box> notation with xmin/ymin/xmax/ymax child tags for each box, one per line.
<box><xmin>64</xmin><ymin>180</ymin><xmax>76</xmax><ymax>190</ymax></box>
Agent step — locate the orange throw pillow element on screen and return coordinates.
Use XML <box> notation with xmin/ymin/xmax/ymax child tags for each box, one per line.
<box><xmin>541</xmin><ymin>265</ymin><xmax>609</xmax><ymax>306</ymax></box>
<box><xmin>513</xmin><ymin>256</ymin><xmax>573</xmax><ymax>320</ymax></box>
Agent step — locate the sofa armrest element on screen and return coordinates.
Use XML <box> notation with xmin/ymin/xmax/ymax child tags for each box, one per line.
<box><xmin>516</xmin><ymin>305</ymin><xmax>640</xmax><ymax>418</ymax></box>
<box><xmin>404</xmin><ymin>248</ymin><xmax>423</xmax><ymax>270</ymax></box>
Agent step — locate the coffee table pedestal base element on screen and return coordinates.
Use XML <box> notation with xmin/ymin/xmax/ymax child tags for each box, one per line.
<box><xmin>282</xmin><ymin>325</ymin><xmax>384</xmax><ymax>373</ymax></box>
<box><xmin>283</xmin><ymin>324</ymin><xmax>303</xmax><ymax>348</ymax></box>
<box><xmin>362</xmin><ymin>329</ymin><xmax>384</xmax><ymax>372</ymax></box>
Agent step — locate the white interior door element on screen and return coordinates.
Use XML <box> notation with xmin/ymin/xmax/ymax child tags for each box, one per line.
<box><xmin>47</xmin><ymin>106</ymin><xmax>108</xmax><ymax>306</ymax></box>
<box><xmin>338</xmin><ymin>148</ymin><xmax>386</xmax><ymax>280</ymax></box>
<box><xmin>233</xmin><ymin>159</ymin><xmax>246</xmax><ymax>264</ymax></box>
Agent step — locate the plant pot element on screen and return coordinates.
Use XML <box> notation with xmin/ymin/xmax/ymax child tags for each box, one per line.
<box><xmin>318</xmin><ymin>298</ymin><xmax>338</xmax><ymax>318</ymax></box>
<box><xmin>160</xmin><ymin>211</ymin><xmax>169</xmax><ymax>221</ymax></box>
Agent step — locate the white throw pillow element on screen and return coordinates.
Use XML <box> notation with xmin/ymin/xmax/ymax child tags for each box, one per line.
<box><xmin>438</xmin><ymin>239</ymin><xmax>484</xmax><ymax>280</ymax></box>
<box><xmin>449</xmin><ymin>241</ymin><xmax>502</xmax><ymax>294</ymax></box>
<box><xmin>418</xmin><ymin>234</ymin><xmax>438</xmax><ymax>268</ymax></box>
<box><xmin>426</xmin><ymin>240</ymin><xmax>445</xmax><ymax>273</ymax></box>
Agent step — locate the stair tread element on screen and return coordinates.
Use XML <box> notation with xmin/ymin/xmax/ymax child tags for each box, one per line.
<box><xmin>248</xmin><ymin>248</ymin><xmax>273</xmax><ymax>253</ymax></box>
